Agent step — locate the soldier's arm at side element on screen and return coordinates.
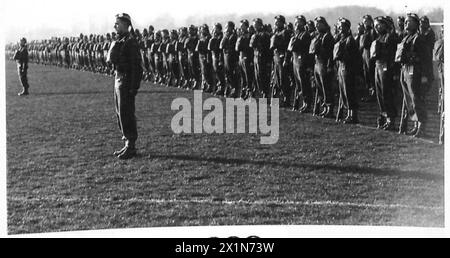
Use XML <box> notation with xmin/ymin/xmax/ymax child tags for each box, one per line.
<box><xmin>126</xmin><ymin>39</ymin><xmax>142</xmax><ymax>93</ymax></box>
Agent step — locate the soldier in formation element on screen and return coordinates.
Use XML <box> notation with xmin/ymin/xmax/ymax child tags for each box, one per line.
<box><xmin>8</xmin><ymin>12</ymin><xmax>442</xmax><ymax>143</ymax></box>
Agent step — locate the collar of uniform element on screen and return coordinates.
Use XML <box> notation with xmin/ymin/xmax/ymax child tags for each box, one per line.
<box><xmin>117</xmin><ymin>32</ymin><xmax>130</xmax><ymax>42</ymax></box>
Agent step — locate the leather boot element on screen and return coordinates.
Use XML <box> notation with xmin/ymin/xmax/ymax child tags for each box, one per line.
<box><xmin>407</xmin><ymin>121</ymin><xmax>419</xmax><ymax>136</ymax></box>
<box><xmin>118</xmin><ymin>141</ymin><xmax>137</xmax><ymax>159</ymax></box>
<box><xmin>412</xmin><ymin>121</ymin><xmax>424</xmax><ymax>138</ymax></box>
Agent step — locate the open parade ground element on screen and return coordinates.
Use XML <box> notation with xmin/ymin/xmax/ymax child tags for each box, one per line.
<box><xmin>5</xmin><ymin>60</ymin><xmax>444</xmax><ymax>234</ymax></box>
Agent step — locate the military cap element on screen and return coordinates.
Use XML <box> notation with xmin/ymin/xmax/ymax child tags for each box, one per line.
<box><xmin>362</xmin><ymin>14</ymin><xmax>373</xmax><ymax>21</ymax></box>
<box><xmin>115</xmin><ymin>13</ymin><xmax>132</xmax><ymax>24</ymax></box>
<box><xmin>374</xmin><ymin>16</ymin><xmax>389</xmax><ymax>25</ymax></box>
<box><xmin>314</xmin><ymin>16</ymin><xmax>328</xmax><ymax>25</ymax></box>
<box><xmin>295</xmin><ymin>15</ymin><xmax>307</xmax><ymax>23</ymax></box>
<box><xmin>240</xmin><ymin>19</ymin><xmax>249</xmax><ymax>26</ymax></box>
<box><xmin>397</xmin><ymin>16</ymin><xmax>405</xmax><ymax>22</ymax></box>
<box><xmin>19</xmin><ymin>37</ymin><xmax>27</xmax><ymax>44</ymax></box>
<box><xmin>226</xmin><ymin>21</ymin><xmax>235</xmax><ymax>28</ymax></box>
<box><xmin>338</xmin><ymin>17</ymin><xmax>351</xmax><ymax>28</ymax></box>
<box><xmin>406</xmin><ymin>13</ymin><xmax>420</xmax><ymax>23</ymax></box>
<box><xmin>214</xmin><ymin>23</ymin><xmax>222</xmax><ymax>30</ymax></box>
<box><xmin>275</xmin><ymin>15</ymin><xmax>286</xmax><ymax>23</ymax></box>
<box><xmin>420</xmin><ymin>16</ymin><xmax>430</xmax><ymax>24</ymax></box>
<box><xmin>253</xmin><ymin>18</ymin><xmax>263</xmax><ymax>25</ymax></box>
<box><xmin>170</xmin><ymin>29</ymin><xmax>178</xmax><ymax>35</ymax></box>
<box><xmin>307</xmin><ymin>20</ymin><xmax>315</xmax><ymax>26</ymax></box>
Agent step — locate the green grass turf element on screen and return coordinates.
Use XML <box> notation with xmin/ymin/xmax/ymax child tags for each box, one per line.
<box><xmin>5</xmin><ymin>61</ymin><xmax>444</xmax><ymax>234</ymax></box>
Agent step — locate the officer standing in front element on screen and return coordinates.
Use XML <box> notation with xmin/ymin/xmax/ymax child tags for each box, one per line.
<box><xmin>108</xmin><ymin>13</ymin><xmax>143</xmax><ymax>159</ymax></box>
<box><xmin>13</xmin><ymin>37</ymin><xmax>30</xmax><ymax>96</ymax></box>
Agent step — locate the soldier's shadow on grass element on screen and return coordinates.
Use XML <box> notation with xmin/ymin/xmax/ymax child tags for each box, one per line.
<box><xmin>151</xmin><ymin>153</ymin><xmax>443</xmax><ymax>181</ymax></box>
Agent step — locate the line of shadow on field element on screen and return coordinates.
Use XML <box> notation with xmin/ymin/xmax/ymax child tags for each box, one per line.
<box><xmin>150</xmin><ymin>153</ymin><xmax>443</xmax><ymax>181</ymax></box>
<box><xmin>27</xmin><ymin>90</ymin><xmax>173</xmax><ymax>96</ymax></box>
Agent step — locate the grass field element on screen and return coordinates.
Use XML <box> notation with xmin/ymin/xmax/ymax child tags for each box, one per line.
<box><xmin>5</xmin><ymin>60</ymin><xmax>444</xmax><ymax>234</ymax></box>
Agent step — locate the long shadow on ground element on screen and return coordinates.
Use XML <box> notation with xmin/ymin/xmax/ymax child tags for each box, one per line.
<box><xmin>149</xmin><ymin>153</ymin><xmax>443</xmax><ymax>182</ymax></box>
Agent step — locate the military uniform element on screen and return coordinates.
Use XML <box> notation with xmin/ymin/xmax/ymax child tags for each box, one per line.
<box><xmin>151</xmin><ymin>31</ymin><xmax>164</xmax><ymax>83</ymax></box>
<box><xmin>109</xmin><ymin>13</ymin><xmax>143</xmax><ymax>159</ymax></box>
<box><xmin>396</xmin><ymin>13</ymin><xmax>427</xmax><ymax>137</ymax></box>
<box><xmin>177</xmin><ymin>27</ymin><xmax>190</xmax><ymax>88</ymax></box>
<box><xmin>250</xmin><ymin>18</ymin><xmax>272</xmax><ymax>98</ymax></box>
<box><xmin>270</xmin><ymin>15</ymin><xmax>291</xmax><ymax>106</ymax></box>
<box><xmin>185</xmin><ymin>26</ymin><xmax>201</xmax><ymax>89</ymax></box>
<box><xmin>372</xmin><ymin>16</ymin><xmax>397</xmax><ymax>130</ymax></box>
<box><xmin>208</xmin><ymin>23</ymin><xmax>226</xmax><ymax>95</ymax></box>
<box><xmin>360</xmin><ymin>15</ymin><xmax>378</xmax><ymax>101</ymax></box>
<box><xmin>288</xmin><ymin>15</ymin><xmax>312</xmax><ymax>111</ymax></box>
<box><xmin>220</xmin><ymin>22</ymin><xmax>239</xmax><ymax>97</ymax></box>
<box><xmin>310</xmin><ymin>17</ymin><xmax>335</xmax><ymax>117</ymax></box>
<box><xmin>236</xmin><ymin>20</ymin><xmax>254</xmax><ymax>99</ymax></box>
<box><xmin>419</xmin><ymin>16</ymin><xmax>436</xmax><ymax>86</ymax></box>
<box><xmin>334</xmin><ymin>18</ymin><xmax>359</xmax><ymax>123</ymax></box>
<box><xmin>167</xmin><ymin>30</ymin><xmax>180</xmax><ymax>87</ymax></box>
<box><xmin>13</xmin><ymin>38</ymin><xmax>30</xmax><ymax>96</ymax></box>
<box><xmin>196</xmin><ymin>25</ymin><xmax>214</xmax><ymax>92</ymax></box>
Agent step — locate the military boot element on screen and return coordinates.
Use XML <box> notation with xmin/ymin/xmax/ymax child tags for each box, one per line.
<box><xmin>118</xmin><ymin>141</ymin><xmax>137</xmax><ymax>159</ymax></box>
<box><xmin>412</xmin><ymin>121</ymin><xmax>425</xmax><ymax>138</ymax></box>
<box><xmin>382</xmin><ymin>117</ymin><xmax>395</xmax><ymax>131</ymax></box>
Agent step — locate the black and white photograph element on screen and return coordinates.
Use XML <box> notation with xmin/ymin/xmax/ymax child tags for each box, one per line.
<box><xmin>0</xmin><ymin>0</ymin><xmax>447</xmax><ymax>237</ymax></box>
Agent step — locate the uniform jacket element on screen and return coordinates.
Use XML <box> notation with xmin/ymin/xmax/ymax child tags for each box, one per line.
<box><xmin>312</xmin><ymin>31</ymin><xmax>334</xmax><ymax>68</ymax></box>
<box><xmin>371</xmin><ymin>31</ymin><xmax>397</xmax><ymax>64</ymax></box>
<box><xmin>334</xmin><ymin>32</ymin><xmax>358</xmax><ymax>71</ymax></box>
<box><xmin>270</xmin><ymin>29</ymin><xmax>290</xmax><ymax>54</ymax></box>
<box><xmin>110</xmin><ymin>33</ymin><xmax>142</xmax><ymax>91</ymax></box>
<box><xmin>250</xmin><ymin>31</ymin><xmax>271</xmax><ymax>64</ymax></box>
<box><xmin>13</xmin><ymin>47</ymin><xmax>29</xmax><ymax>71</ymax></box>
<box><xmin>236</xmin><ymin>32</ymin><xmax>252</xmax><ymax>58</ymax></box>
<box><xmin>288</xmin><ymin>29</ymin><xmax>311</xmax><ymax>66</ymax></box>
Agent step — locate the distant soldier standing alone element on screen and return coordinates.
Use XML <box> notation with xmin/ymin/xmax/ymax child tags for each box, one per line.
<box><xmin>107</xmin><ymin>13</ymin><xmax>143</xmax><ymax>159</ymax></box>
<box><xmin>13</xmin><ymin>38</ymin><xmax>30</xmax><ymax>96</ymax></box>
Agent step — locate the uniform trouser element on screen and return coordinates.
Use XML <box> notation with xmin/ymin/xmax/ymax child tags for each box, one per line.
<box><xmin>292</xmin><ymin>55</ymin><xmax>313</xmax><ymax>106</ymax></box>
<box><xmin>362</xmin><ymin>49</ymin><xmax>375</xmax><ymax>91</ymax></box>
<box><xmin>188</xmin><ymin>52</ymin><xmax>200</xmax><ymax>83</ymax></box>
<box><xmin>147</xmin><ymin>52</ymin><xmax>155</xmax><ymax>76</ymax></box>
<box><xmin>154</xmin><ymin>54</ymin><xmax>163</xmax><ymax>79</ymax></box>
<box><xmin>162</xmin><ymin>54</ymin><xmax>169</xmax><ymax>78</ymax></box>
<box><xmin>337</xmin><ymin>63</ymin><xmax>358</xmax><ymax>110</ymax></box>
<box><xmin>167</xmin><ymin>55</ymin><xmax>180</xmax><ymax>85</ymax></box>
<box><xmin>199</xmin><ymin>54</ymin><xmax>213</xmax><ymax>88</ymax></box>
<box><xmin>212</xmin><ymin>54</ymin><xmax>225</xmax><ymax>89</ymax></box>
<box><xmin>273</xmin><ymin>53</ymin><xmax>290</xmax><ymax>101</ymax></box>
<box><xmin>17</xmin><ymin>66</ymin><xmax>29</xmax><ymax>92</ymax></box>
<box><xmin>254</xmin><ymin>55</ymin><xmax>271</xmax><ymax>97</ymax></box>
<box><xmin>224</xmin><ymin>54</ymin><xmax>239</xmax><ymax>92</ymax></box>
<box><xmin>114</xmin><ymin>79</ymin><xmax>138</xmax><ymax>143</ymax></box>
<box><xmin>375</xmin><ymin>62</ymin><xmax>396</xmax><ymax>118</ymax></box>
<box><xmin>179</xmin><ymin>53</ymin><xmax>189</xmax><ymax>81</ymax></box>
<box><xmin>314</xmin><ymin>61</ymin><xmax>334</xmax><ymax>107</ymax></box>
<box><xmin>141</xmin><ymin>50</ymin><xmax>149</xmax><ymax>72</ymax></box>
<box><xmin>238</xmin><ymin>55</ymin><xmax>253</xmax><ymax>94</ymax></box>
<box><xmin>400</xmin><ymin>64</ymin><xmax>426</xmax><ymax>123</ymax></box>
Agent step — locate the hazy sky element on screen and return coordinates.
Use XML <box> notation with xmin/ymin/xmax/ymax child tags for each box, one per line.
<box><xmin>1</xmin><ymin>0</ymin><xmax>446</xmax><ymax>43</ymax></box>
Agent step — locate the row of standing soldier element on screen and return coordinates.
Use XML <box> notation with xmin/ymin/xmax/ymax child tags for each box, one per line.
<box><xmin>7</xmin><ymin>13</ymin><xmax>444</xmax><ymax>143</ymax></box>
